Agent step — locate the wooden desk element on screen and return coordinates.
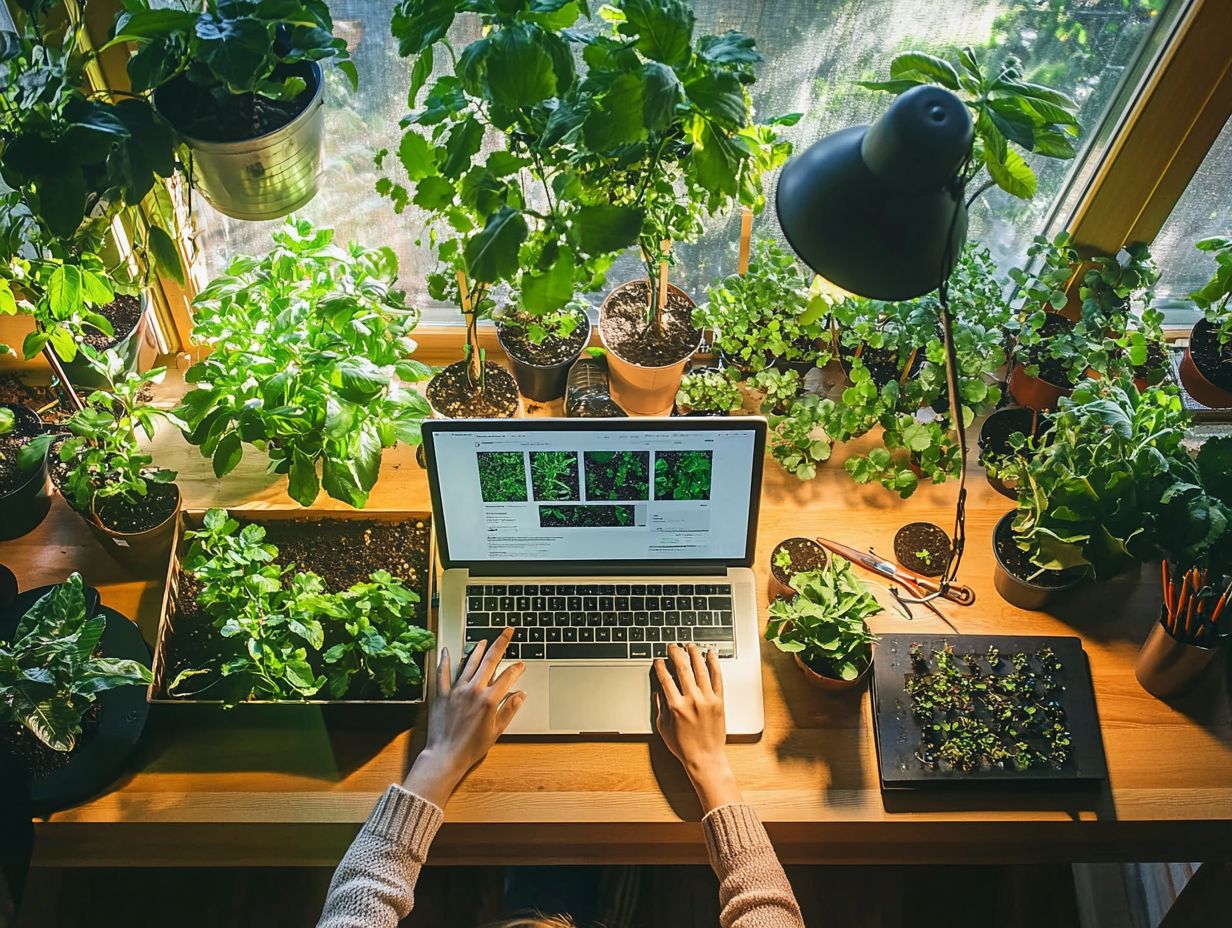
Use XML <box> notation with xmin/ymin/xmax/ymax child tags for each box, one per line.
<box><xmin>5</xmin><ymin>380</ymin><xmax>1231</xmax><ymax>868</ymax></box>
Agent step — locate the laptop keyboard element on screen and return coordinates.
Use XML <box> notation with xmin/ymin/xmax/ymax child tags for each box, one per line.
<box><xmin>464</xmin><ymin>582</ymin><xmax>736</xmax><ymax>660</ymax></box>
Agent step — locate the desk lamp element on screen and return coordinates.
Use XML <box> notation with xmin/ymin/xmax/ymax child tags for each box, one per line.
<box><xmin>776</xmin><ymin>85</ymin><xmax>974</xmax><ymax>602</ymax></box>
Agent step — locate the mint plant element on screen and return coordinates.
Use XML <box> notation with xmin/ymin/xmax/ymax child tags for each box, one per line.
<box><xmin>176</xmin><ymin>219</ymin><xmax>432</xmax><ymax>508</ymax></box>
<box><xmin>0</xmin><ymin>573</ymin><xmax>153</xmax><ymax>752</ymax></box>
<box><xmin>765</xmin><ymin>557</ymin><xmax>880</xmax><ymax>681</ymax></box>
<box><xmin>676</xmin><ymin>368</ymin><xmax>741</xmax><ymax>414</ymax></box>
<box><xmin>695</xmin><ymin>239</ymin><xmax>829</xmax><ymax>373</ymax></box>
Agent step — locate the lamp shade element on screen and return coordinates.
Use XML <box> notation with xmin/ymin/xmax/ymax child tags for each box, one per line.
<box><xmin>776</xmin><ymin>85</ymin><xmax>974</xmax><ymax>301</ymax></box>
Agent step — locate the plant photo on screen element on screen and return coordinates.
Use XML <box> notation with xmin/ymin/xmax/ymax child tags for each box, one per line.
<box><xmin>584</xmin><ymin>451</ymin><xmax>650</xmax><ymax>501</ymax></box>
<box><xmin>530</xmin><ymin>451</ymin><xmax>581</xmax><ymax>502</ymax></box>
<box><xmin>476</xmin><ymin>452</ymin><xmax>529</xmax><ymax>504</ymax></box>
<box><xmin>539</xmin><ymin>505</ymin><xmax>636</xmax><ymax>529</ymax></box>
<box><xmin>654</xmin><ymin>449</ymin><xmax>713</xmax><ymax>501</ymax></box>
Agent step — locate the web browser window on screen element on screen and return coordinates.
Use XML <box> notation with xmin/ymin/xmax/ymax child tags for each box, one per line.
<box><xmin>431</xmin><ymin>428</ymin><xmax>757</xmax><ymax>562</ymax></box>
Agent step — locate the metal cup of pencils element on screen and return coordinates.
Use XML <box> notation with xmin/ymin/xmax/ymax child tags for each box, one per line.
<box><xmin>1135</xmin><ymin>564</ymin><xmax>1228</xmax><ymax>700</ymax></box>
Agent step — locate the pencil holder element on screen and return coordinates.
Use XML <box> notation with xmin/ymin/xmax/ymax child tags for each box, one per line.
<box><xmin>1134</xmin><ymin>616</ymin><xmax>1221</xmax><ymax>700</ymax></box>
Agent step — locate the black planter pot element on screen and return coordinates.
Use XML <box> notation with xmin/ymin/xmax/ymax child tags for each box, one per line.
<box><xmin>0</xmin><ymin>584</ymin><xmax>151</xmax><ymax>814</ymax></box>
<box><xmin>499</xmin><ymin>313</ymin><xmax>592</xmax><ymax>404</ymax></box>
<box><xmin>992</xmin><ymin>512</ymin><xmax>1083</xmax><ymax>611</ymax></box>
<box><xmin>0</xmin><ymin>404</ymin><xmax>52</xmax><ymax>541</ymax></box>
<box><xmin>978</xmin><ymin>406</ymin><xmax>1050</xmax><ymax>500</ymax></box>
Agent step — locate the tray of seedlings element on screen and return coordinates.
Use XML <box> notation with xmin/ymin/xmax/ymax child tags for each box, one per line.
<box><xmin>150</xmin><ymin>508</ymin><xmax>435</xmax><ymax>720</ymax></box>
<box><xmin>870</xmin><ymin>634</ymin><xmax>1107</xmax><ymax>790</ymax></box>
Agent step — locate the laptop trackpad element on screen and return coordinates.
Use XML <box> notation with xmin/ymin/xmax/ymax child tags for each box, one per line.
<box><xmin>549</xmin><ymin>666</ymin><xmax>650</xmax><ymax>733</ymax></box>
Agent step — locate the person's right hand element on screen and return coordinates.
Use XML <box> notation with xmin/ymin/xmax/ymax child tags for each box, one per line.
<box><xmin>403</xmin><ymin>628</ymin><xmax>526</xmax><ymax>808</ymax></box>
<box><xmin>653</xmin><ymin>643</ymin><xmax>742</xmax><ymax>813</ymax></box>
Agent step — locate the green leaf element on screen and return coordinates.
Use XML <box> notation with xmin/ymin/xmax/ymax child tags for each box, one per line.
<box><xmin>440</xmin><ymin>117</ymin><xmax>484</xmax><ymax>179</ymax></box>
<box><xmin>583</xmin><ymin>70</ymin><xmax>645</xmax><ymax>149</ymax></box>
<box><xmin>392</xmin><ymin>0</ymin><xmax>458</xmax><ymax>57</ymax></box>
<box><xmin>464</xmin><ymin>207</ymin><xmax>528</xmax><ymax>283</ymax></box>
<box><xmin>484</xmin><ymin>23</ymin><xmax>557</xmax><ymax>107</ymax></box>
<box><xmin>571</xmin><ymin>203</ymin><xmax>644</xmax><ymax>255</ymax></box>
<box><xmin>618</xmin><ymin>0</ymin><xmax>694</xmax><ymax>67</ymax></box>
<box><xmin>407</xmin><ymin>45</ymin><xmax>435</xmax><ymax>106</ymax></box>
<box><xmin>149</xmin><ymin>225</ymin><xmax>186</xmax><ymax>284</ymax></box>
<box><xmin>889</xmin><ymin>52</ymin><xmax>959</xmax><ymax>89</ymax></box>
<box><xmin>288</xmin><ymin>451</ymin><xmax>321</xmax><ymax>506</ymax></box>
<box><xmin>412</xmin><ymin>175</ymin><xmax>456</xmax><ymax>210</ymax></box>
<box><xmin>212</xmin><ymin>431</ymin><xmax>243</xmax><ymax>478</ymax></box>
<box><xmin>48</xmin><ymin>266</ymin><xmax>84</xmax><ymax>316</ymax></box>
<box><xmin>685</xmin><ymin>71</ymin><xmax>747</xmax><ymax>128</ymax></box>
<box><xmin>689</xmin><ymin>121</ymin><xmax>748</xmax><ymax>201</ymax></box>
<box><xmin>194</xmin><ymin>15</ymin><xmax>269</xmax><ymax>93</ymax></box>
<box><xmin>397</xmin><ymin>131</ymin><xmax>437</xmax><ymax>180</ymax></box>
<box><xmin>698</xmin><ymin>31</ymin><xmax>759</xmax><ymax>66</ymax></box>
<box><xmin>521</xmin><ymin>251</ymin><xmax>575</xmax><ymax>314</ymax></box>
<box><xmin>985</xmin><ymin>147</ymin><xmax>1036</xmax><ymax>200</ymax></box>
<box><xmin>642</xmin><ymin>61</ymin><xmax>683</xmax><ymax>132</ymax></box>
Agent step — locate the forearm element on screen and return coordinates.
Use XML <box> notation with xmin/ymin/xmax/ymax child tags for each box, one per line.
<box><xmin>315</xmin><ymin>785</ymin><xmax>443</xmax><ymax>928</ymax></box>
<box><xmin>703</xmin><ymin>804</ymin><xmax>804</xmax><ymax>928</ymax></box>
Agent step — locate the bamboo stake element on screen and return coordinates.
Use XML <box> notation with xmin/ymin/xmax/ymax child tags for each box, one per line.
<box><xmin>737</xmin><ymin>208</ymin><xmax>753</xmax><ymax>275</ymax></box>
<box><xmin>457</xmin><ymin>270</ymin><xmax>482</xmax><ymax>387</ymax></box>
<box><xmin>658</xmin><ymin>239</ymin><xmax>671</xmax><ymax>313</ymax></box>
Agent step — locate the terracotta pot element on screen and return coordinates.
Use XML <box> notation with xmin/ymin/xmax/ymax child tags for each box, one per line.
<box><xmin>768</xmin><ymin>538</ymin><xmax>827</xmax><ymax>601</ymax></box>
<box><xmin>1007</xmin><ymin>363</ymin><xmax>1070</xmax><ymax>412</ymax></box>
<box><xmin>1134</xmin><ymin>616</ymin><xmax>1222</xmax><ymax>700</ymax></box>
<box><xmin>600</xmin><ymin>281</ymin><xmax>700</xmax><ymax>417</ymax></box>
<box><xmin>1178</xmin><ymin>321</ymin><xmax>1232</xmax><ymax>408</ymax></box>
<box><xmin>794</xmin><ymin>650</ymin><xmax>872</xmax><ymax>692</ymax></box>
<box><xmin>87</xmin><ymin>484</ymin><xmax>182</xmax><ymax>572</ymax></box>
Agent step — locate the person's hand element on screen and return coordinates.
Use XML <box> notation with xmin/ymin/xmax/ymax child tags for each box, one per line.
<box><xmin>403</xmin><ymin>628</ymin><xmax>526</xmax><ymax>808</ymax></box>
<box><xmin>653</xmin><ymin>643</ymin><xmax>742</xmax><ymax>813</ymax></box>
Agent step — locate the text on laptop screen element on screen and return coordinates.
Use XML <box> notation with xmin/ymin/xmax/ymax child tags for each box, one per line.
<box><xmin>431</xmin><ymin>427</ymin><xmax>757</xmax><ymax>563</ymax></box>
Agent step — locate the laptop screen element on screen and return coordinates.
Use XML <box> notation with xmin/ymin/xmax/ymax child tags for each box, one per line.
<box><xmin>424</xmin><ymin>419</ymin><xmax>764</xmax><ymax>569</ymax></box>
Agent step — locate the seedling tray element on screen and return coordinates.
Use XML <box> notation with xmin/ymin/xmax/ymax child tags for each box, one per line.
<box><xmin>871</xmin><ymin>634</ymin><xmax>1107</xmax><ymax>790</ymax></box>
<box><xmin>150</xmin><ymin>508</ymin><xmax>435</xmax><ymax>710</ymax></box>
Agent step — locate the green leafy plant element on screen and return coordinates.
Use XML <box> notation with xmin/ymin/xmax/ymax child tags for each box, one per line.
<box><xmin>171</xmin><ymin>510</ymin><xmax>435</xmax><ymax>704</ymax></box>
<box><xmin>530</xmin><ymin>450</ymin><xmax>579</xmax><ymax>502</ymax></box>
<box><xmin>26</xmin><ymin>352</ymin><xmax>179</xmax><ymax>518</ymax></box>
<box><xmin>676</xmin><ymin>368</ymin><xmax>741</xmax><ymax>413</ymax></box>
<box><xmin>1190</xmin><ymin>236</ymin><xmax>1232</xmax><ymax>345</ymax></box>
<box><xmin>654</xmin><ymin>449</ymin><xmax>712</xmax><ymax>500</ymax></box>
<box><xmin>772</xmin><ymin>547</ymin><xmax>792</xmax><ymax>571</ymax></box>
<box><xmin>477</xmin><ymin>451</ymin><xmax>529</xmax><ymax>503</ymax></box>
<box><xmin>765</xmin><ymin>557</ymin><xmax>880</xmax><ymax>681</ymax></box>
<box><xmin>568</xmin><ymin>0</ymin><xmax>795</xmax><ymax>332</ymax></box>
<box><xmin>861</xmin><ymin>46</ymin><xmax>1081</xmax><ymax>201</ymax></box>
<box><xmin>109</xmin><ymin>0</ymin><xmax>356</xmax><ymax>137</ymax></box>
<box><xmin>584</xmin><ymin>450</ymin><xmax>649</xmax><ymax>500</ymax></box>
<box><xmin>695</xmin><ymin>238</ymin><xmax>829</xmax><ymax>372</ymax></box>
<box><xmin>994</xmin><ymin>377</ymin><xmax>1194</xmax><ymax>580</ymax></box>
<box><xmin>753</xmin><ymin>377</ymin><xmax>832</xmax><ymax>481</ymax></box>
<box><xmin>0</xmin><ymin>573</ymin><xmax>152</xmax><ymax>752</ymax></box>
<box><xmin>176</xmin><ymin>219</ymin><xmax>433</xmax><ymax>508</ymax></box>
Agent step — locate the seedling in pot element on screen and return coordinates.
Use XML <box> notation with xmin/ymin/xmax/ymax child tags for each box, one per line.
<box><xmin>894</xmin><ymin>522</ymin><xmax>950</xmax><ymax>577</ymax></box>
<box><xmin>1180</xmin><ymin>237</ymin><xmax>1232</xmax><ymax>405</ymax></box>
<box><xmin>676</xmin><ymin>368</ymin><xmax>742</xmax><ymax>415</ymax></box>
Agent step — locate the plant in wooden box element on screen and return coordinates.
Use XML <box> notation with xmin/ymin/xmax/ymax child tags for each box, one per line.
<box><xmin>0</xmin><ymin>7</ymin><xmax>183</xmax><ymax>392</ymax></box>
<box><xmin>990</xmin><ymin>377</ymin><xmax>1193</xmax><ymax>610</ymax></box>
<box><xmin>165</xmin><ymin>510</ymin><xmax>435</xmax><ymax>705</ymax></box>
<box><xmin>575</xmin><ymin>0</ymin><xmax>795</xmax><ymax>415</ymax></box>
<box><xmin>1179</xmin><ymin>237</ymin><xmax>1232</xmax><ymax>408</ymax></box>
<box><xmin>765</xmin><ymin>556</ymin><xmax>880</xmax><ymax>691</ymax></box>
<box><xmin>385</xmin><ymin>2</ymin><xmax>657</xmax><ymax>408</ymax></box>
<box><xmin>176</xmin><ymin>219</ymin><xmax>432</xmax><ymax>507</ymax></box>
<box><xmin>108</xmin><ymin>0</ymin><xmax>356</xmax><ymax>220</ymax></box>
<box><xmin>27</xmin><ymin>351</ymin><xmax>182</xmax><ymax>568</ymax></box>
<box><xmin>694</xmin><ymin>238</ymin><xmax>830</xmax><ymax>375</ymax></box>
<box><xmin>0</xmin><ymin>573</ymin><xmax>152</xmax><ymax>811</ymax></box>
<box><xmin>0</xmin><ymin>402</ymin><xmax>53</xmax><ymax>540</ymax></box>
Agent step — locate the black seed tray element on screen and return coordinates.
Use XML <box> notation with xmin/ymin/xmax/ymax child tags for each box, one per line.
<box><xmin>871</xmin><ymin>634</ymin><xmax>1108</xmax><ymax>790</ymax></box>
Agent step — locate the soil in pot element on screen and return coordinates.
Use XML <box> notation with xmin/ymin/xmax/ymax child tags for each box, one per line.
<box><xmin>993</xmin><ymin>514</ymin><xmax>1079</xmax><ymax>591</ymax></box>
<box><xmin>601</xmin><ymin>280</ymin><xmax>699</xmax><ymax>367</ymax></box>
<box><xmin>165</xmin><ymin>517</ymin><xmax>432</xmax><ymax>701</ymax></box>
<box><xmin>894</xmin><ymin>522</ymin><xmax>950</xmax><ymax>577</ymax></box>
<box><xmin>94</xmin><ymin>482</ymin><xmax>180</xmax><ymax>534</ymax></box>
<box><xmin>1188</xmin><ymin>318</ymin><xmax>1232</xmax><ymax>394</ymax></box>
<box><xmin>979</xmin><ymin>406</ymin><xmax>1049</xmax><ymax>457</ymax></box>
<box><xmin>72</xmin><ymin>294</ymin><xmax>143</xmax><ymax>354</ymax></box>
<box><xmin>770</xmin><ymin>537</ymin><xmax>827</xmax><ymax>591</ymax></box>
<box><xmin>1015</xmin><ymin>313</ymin><xmax>1078</xmax><ymax>392</ymax></box>
<box><xmin>155</xmin><ymin>63</ymin><xmax>317</xmax><ymax>143</ymax></box>
<box><xmin>427</xmin><ymin>360</ymin><xmax>520</xmax><ymax>418</ymax></box>
<box><xmin>0</xmin><ymin>404</ymin><xmax>43</xmax><ymax>494</ymax></box>
<box><xmin>498</xmin><ymin>311</ymin><xmax>590</xmax><ymax>368</ymax></box>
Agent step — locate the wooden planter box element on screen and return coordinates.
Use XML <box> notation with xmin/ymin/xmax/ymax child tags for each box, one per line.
<box><xmin>150</xmin><ymin>508</ymin><xmax>436</xmax><ymax>712</ymax></box>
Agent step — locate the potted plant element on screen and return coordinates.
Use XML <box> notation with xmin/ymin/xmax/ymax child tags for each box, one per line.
<box><xmin>0</xmin><ymin>11</ymin><xmax>181</xmax><ymax>392</ymax></box>
<box><xmin>383</xmin><ymin>2</ymin><xmax>649</xmax><ymax>409</ymax></box>
<box><xmin>155</xmin><ymin>509</ymin><xmax>435</xmax><ymax>706</ymax></box>
<box><xmin>894</xmin><ymin>522</ymin><xmax>950</xmax><ymax>577</ymax></box>
<box><xmin>578</xmin><ymin>0</ymin><xmax>794</xmax><ymax>415</ymax></box>
<box><xmin>1075</xmin><ymin>244</ymin><xmax>1166</xmax><ymax>388</ymax></box>
<box><xmin>768</xmin><ymin>536</ymin><xmax>827</xmax><ymax>601</ymax></box>
<box><xmin>108</xmin><ymin>0</ymin><xmax>356</xmax><ymax>220</ymax></box>
<box><xmin>176</xmin><ymin>219</ymin><xmax>432</xmax><ymax>506</ymax></box>
<box><xmin>765</xmin><ymin>556</ymin><xmax>880</xmax><ymax>690</ymax></box>
<box><xmin>991</xmin><ymin>377</ymin><xmax>1193</xmax><ymax>609</ymax></box>
<box><xmin>978</xmin><ymin>405</ymin><xmax>1050</xmax><ymax>499</ymax></box>
<box><xmin>694</xmin><ymin>238</ymin><xmax>829</xmax><ymax>375</ymax></box>
<box><xmin>0</xmin><ymin>403</ymin><xmax>52</xmax><ymax>540</ymax></box>
<box><xmin>28</xmin><ymin>352</ymin><xmax>182</xmax><ymax>569</ymax></box>
<box><xmin>675</xmin><ymin>367</ymin><xmax>741</xmax><ymax>416</ymax></box>
<box><xmin>1</xmin><ymin>573</ymin><xmax>152</xmax><ymax>813</ymax></box>
<box><xmin>1179</xmin><ymin>236</ymin><xmax>1232</xmax><ymax>407</ymax></box>
<box><xmin>753</xmin><ymin>371</ymin><xmax>831</xmax><ymax>480</ymax></box>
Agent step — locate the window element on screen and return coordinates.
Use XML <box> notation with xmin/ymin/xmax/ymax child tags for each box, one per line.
<box><xmin>189</xmin><ymin>0</ymin><xmax>1173</xmax><ymax>325</ymax></box>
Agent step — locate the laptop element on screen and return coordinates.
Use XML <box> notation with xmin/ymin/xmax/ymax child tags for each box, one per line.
<box><xmin>422</xmin><ymin>417</ymin><xmax>767</xmax><ymax>737</ymax></box>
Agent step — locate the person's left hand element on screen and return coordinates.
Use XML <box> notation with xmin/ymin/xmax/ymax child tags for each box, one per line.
<box><xmin>403</xmin><ymin>628</ymin><xmax>526</xmax><ymax>807</ymax></box>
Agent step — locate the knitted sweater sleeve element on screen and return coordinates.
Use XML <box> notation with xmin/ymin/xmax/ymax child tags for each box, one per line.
<box><xmin>703</xmin><ymin>804</ymin><xmax>805</xmax><ymax>928</ymax></box>
<box><xmin>315</xmin><ymin>785</ymin><xmax>443</xmax><ymax>928</ymax></box>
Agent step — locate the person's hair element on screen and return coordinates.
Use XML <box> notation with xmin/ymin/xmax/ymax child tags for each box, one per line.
<box><xmin>483</xmin><ymin>917</ymin><xmax>576</xmax><ymax>928</ymax></box>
